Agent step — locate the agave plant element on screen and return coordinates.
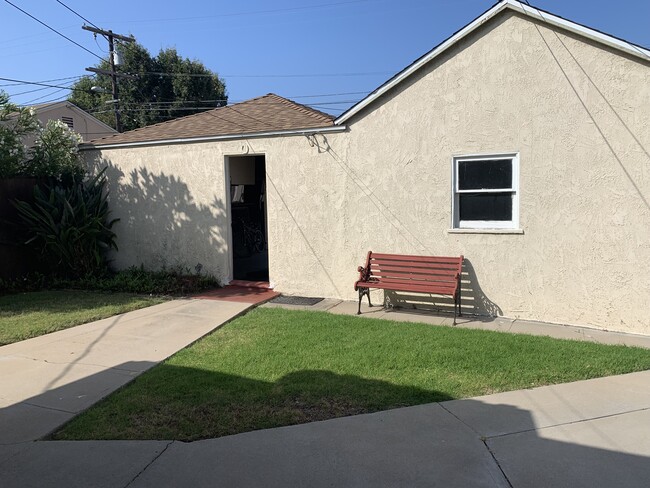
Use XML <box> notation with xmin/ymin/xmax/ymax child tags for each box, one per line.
<box><xmin>12</xmin><ymin>168</ymin><xmax>119</xmax><ymax>278</ymax></box>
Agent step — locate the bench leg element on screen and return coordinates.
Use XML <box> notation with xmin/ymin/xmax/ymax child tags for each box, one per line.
<box><xmin>357</xmin><ymin>287</ymin><xmax>371</xmax><ymax>314</ymax></box>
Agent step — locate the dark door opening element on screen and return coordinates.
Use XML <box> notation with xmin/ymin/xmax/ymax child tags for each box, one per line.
<box><xmin>229</xmin><ymin>155</ymin><xmax>269</xmax><ymax>282</ymax></box>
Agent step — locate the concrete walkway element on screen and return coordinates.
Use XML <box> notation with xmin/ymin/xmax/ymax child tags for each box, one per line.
<box><xmin>2</xmin><ymin>296</ymin><xmax>649</xmax><ymax>487</ymax></box>
<box><xmin>0</xmin><ymin>298</ymin><xmax>254</xmax><ymax>445</ymax></box>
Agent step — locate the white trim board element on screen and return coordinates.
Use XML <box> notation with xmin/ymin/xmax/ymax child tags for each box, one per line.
<box><xmin>335</xmin><ymin>0</ymin><xmax>650</xmax><ymax>125</ymax></box>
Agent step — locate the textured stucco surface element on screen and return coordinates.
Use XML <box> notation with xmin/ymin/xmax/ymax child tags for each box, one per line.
<box><xmin>85</xmin><ymin>12</ymin><xmax>650</xmax><ymax>334</ymax></box>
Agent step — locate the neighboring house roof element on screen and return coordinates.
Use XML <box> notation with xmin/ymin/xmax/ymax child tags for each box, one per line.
<box><xmin>87</xmin><ymin>94</ymin><xmax>336</xmax><ymax>148</ymax></box>
<box><xmin>335</xmin><ymin>0</ymin><xmax>650</xmax><ymax>124</ymax></box>
<box><xmin>31</xmin><ymin>100</ymin><xmax>116</xmax><ymax>134</ymax></box>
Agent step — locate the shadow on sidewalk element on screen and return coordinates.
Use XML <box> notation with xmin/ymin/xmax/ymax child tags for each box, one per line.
<box><xmin>1</xmin><ymin>363</ymin><xmax>649</xmax><ymax>487</ymax></box>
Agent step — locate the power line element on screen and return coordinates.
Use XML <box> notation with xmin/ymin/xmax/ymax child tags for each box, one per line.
<box><xmin>54</xmin><ymin>0</ymin><xmax>100</xmax><ymax>30</ymax></box>
<box><xmin>8</xmin><ymin>85</ymin><xmax>57</xmax><ymax>97</ymax></box>
<box><xmin>19</xmin><ymin>93</ymin><xmax>70</xmax><ymax>106</ymax></box>
<box><xmin>2</xmin><ymin>0</ymin><xmax>103</xmax><ymax>60</ymax></box>
<box><xmin>135</xmin><ymin>71</ymin><xmax>392</xmax><ymax>79</ymax></box>
<box><xmin>0</xmin><ymin>76</ymin><xmax>91</xmax><ymax>93</ymax></box>
<box><xmin>103</xmin><ymin>0</ymin><xmax>374</xmax><ymax>24</ymax></box>
<box><xmin>0</xmin><ymin>75</ymin><xmax>84</xmax><ymax>87</ymax></box>
<box><xmin>23</xmin><ymin>84</ymin><xmax>74</xmax><ymax>105</ymax></box>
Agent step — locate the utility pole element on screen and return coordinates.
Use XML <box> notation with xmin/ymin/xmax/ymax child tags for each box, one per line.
<box><xmin>82</xmin><ymin>25</ymin><xmax>135</xmax><ymax>133</ymax></box>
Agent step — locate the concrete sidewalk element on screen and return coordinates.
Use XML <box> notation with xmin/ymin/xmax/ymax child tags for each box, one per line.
<box><xmin>2</xmin><ymin>296</ymin><xmax>649</xmax><ymax>487</ymax></box>
<box><xmin>2</xmin><ymin>370</ymin><xmax>649</xmax><ymax>487</ymax></box>
<box><xmin>0</xmin><ymin>298</ymin><xmax>253</xmax><ymax>445</ymax></box>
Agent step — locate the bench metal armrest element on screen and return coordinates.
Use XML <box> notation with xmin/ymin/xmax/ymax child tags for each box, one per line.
<box><xmin>356</xmin><ymin>265</ymin><xmax>370</xmax><ymax>285</ymax></box>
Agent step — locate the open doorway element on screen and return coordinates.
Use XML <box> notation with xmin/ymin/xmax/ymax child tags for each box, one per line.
<box><xmin>227</xmin><ymin>155</ymin><xmax>269</xmax><ymax>282</ymax></box>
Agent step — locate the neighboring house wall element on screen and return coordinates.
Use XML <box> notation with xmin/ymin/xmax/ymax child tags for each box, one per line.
<box><xmin>26</xmin><ymin>103</ymin><xmax>115</xmax><ymax>146</ymax></box>
<box><xmin>85</xmin><ymin>12</ymin><xmax>650</xmax><ymax>335</ymax></box>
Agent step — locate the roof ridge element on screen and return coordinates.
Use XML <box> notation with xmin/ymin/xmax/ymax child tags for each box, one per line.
<box><xmin>265</xmin><ymin>93</ymin><xmax>335</xmax><ymax>122</ymax></box>
<box><xmin>87</xmin><ymin>92</ymin><xmax>336</xmax><ymax>146</ymax></box>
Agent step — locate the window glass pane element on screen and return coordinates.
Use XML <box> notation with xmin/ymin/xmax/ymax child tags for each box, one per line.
<box><xmin>459</xmin><ymin>192</ymin><xmax>512</xmax><ymax>221</ymax></box>
<box><xmin>458</xmin><ymin>159</ymin><xmax>512</xmax><ymax>190</ymax></box>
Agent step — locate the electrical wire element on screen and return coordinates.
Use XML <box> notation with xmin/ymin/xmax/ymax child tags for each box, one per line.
<box><xmin>136</xmin><ymin>71</ymin><xmax>392</xmax><ymax>79</ymax></box>
<box><xmin>54</xmin><ymin>0</ymin><xmax>101</xmax><ymax>30</ymax></box>
<box><xmin>3</xmin><ymin>0</ymin><xmax>103</xmax><ymax>60</ymax></box>
<box><xmin>0</xmin><ymin>75</ymin><xmax>84</xmax><ymax>87</ymax></box>
<box><xmin>103</xmin><ymin>0</ymin><xmax>374</xmax><ymax>24</ymax></box>
<box><xmin>0</xmin><ymin>77</ymin><xmax>91</xmax><ymax>93</ymax></box>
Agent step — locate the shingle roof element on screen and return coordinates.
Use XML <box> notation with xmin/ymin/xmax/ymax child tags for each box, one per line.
<box><xmin>87</xmin><ymin>93</ymin><xmax>335</xmax><ymax>147</ymax></box>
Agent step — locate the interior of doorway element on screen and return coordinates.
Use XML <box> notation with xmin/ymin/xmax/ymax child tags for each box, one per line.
<box><xmin>228</xmin><ymin>155</ymin><xmax>269</xmax><ymax>282</ymax></box>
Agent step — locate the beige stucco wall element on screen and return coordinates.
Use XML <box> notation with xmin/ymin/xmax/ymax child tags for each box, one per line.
<box><xmin>35</xmin><ymin>104</ymin><xmax>116</xmax><ymax>143</ymax></box>
<box><xmin>85</xmin><ymin>11</ymin><xmax>650</xmax><ymax>334</ymax></box>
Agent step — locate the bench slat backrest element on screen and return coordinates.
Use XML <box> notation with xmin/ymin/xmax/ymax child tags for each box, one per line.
<box><xmin>365</xmin><ymin>252</ymin><xmax>463</xmax><ymax>288</ymax></box>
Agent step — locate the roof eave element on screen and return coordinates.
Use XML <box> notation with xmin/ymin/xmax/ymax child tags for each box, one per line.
<box><xmin>80</xmin><ymin>124</ymin><xmax>347</xmax><ymax>151</ymax></box>
<box><xmin>335</xmin><ymin>0</ymin><xmax>650</xmax><ymax>125</ymax></box>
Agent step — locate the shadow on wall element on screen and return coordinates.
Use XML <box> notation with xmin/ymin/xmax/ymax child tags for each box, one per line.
<box><xmin>86</xmin><ymin>155</ymin><xmax>228</xmax><ymax>277</ymax></box>
<box><xmin>385</xmin><ymin>258</ymin><xmax>502</xmax><ymax>320</ymax></box>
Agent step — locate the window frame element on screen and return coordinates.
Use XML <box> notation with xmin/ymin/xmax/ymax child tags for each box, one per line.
<box><xmin>451</xmin><ymin>152</ymin><xmax>520</xmax><ymax>230</ymax></box>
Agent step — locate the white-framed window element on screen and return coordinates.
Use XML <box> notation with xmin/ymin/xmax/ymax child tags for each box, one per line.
<box><xmin>452</xmin><ymin>153</ymin><xmax>519</xmax><ymax>229</ymax></box>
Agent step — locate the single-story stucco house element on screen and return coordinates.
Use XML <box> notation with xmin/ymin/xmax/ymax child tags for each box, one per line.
<box><xmin>82</xmin><ymin>0</ymin><xmax>650</xmax><ymax>335</ymax></box>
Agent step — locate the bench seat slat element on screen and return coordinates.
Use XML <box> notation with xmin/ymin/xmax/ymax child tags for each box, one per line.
<box><xmin>360</xmin><ymin>281</ymin><xmax>457</xmax><ymax>294</ymax></box>
<box><xmin>369</xmin><ymin>266</ymin><xmax>460</xmax><ymax>278</ymax></box>
<box><xmin>370</xmin><ymin>277</ymin><xmax>457</xmax><ymax>287</ymax></box>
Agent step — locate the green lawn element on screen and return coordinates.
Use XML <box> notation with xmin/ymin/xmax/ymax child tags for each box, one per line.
<box><xmin>54</xmin><ymin>307</ymin><xmax>650</xmax><ymax>441</ymax></box>
<box><xmin>0</xmin><ymin>290</ymin><xmax>166</xmax><ymax>345</ymax></box>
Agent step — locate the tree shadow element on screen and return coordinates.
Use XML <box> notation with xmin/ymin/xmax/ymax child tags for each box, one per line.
<box><xmin>48</xmin><ymin>365</ymin><xmax>451</xmax><ymax>442</ymax></box>
<box><xmin>2</xmin><ymin>362</ymin><xmax>649</xmax><ymax>488</ymax></box>
<box><xmin>85</xmin><ymin>154</ymin><xmax>228</xmax><ymax>280</ymax></box>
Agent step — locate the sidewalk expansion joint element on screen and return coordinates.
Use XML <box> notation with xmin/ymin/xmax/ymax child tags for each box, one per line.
<box><xmin>123</xmin><ymin>440</ymin><xmax>174</xmax><ymax>488</ymax></box>
<box><xmin>484</xmin><ymin>406</ymin><xmax>650</xmax><ymax>440</ymax></box>
<box><xmin>481</xmin><ymin>438</ymin><xmax>514</xmax><ymax>488</ymax></box>
<box><xmin>438</xmin><ymin>402</ymin><xmax>482</xmax><ymax>437</ymax></box>
<box><xmin>21</xmin><ymin>401</ymin><xmax>76</xmax><ymax>415</ymax></box>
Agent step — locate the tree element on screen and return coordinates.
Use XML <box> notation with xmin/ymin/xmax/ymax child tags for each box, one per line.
<box><xmin>68</xmin><ymin>43</ymin><xmax>227</xmax><ymax>132</ymax></box>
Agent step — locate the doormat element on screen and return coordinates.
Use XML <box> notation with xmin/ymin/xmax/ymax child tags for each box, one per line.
<box><xmin>271</xmin><ymin>296</ymin><xmax>324</xmax><ymax>306</ymax></box>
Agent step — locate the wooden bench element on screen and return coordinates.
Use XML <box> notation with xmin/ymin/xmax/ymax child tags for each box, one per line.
<box><xmin>354</xmin><ymin>251</ymin><xmax>464</xmax><ymax>324</ymax></box>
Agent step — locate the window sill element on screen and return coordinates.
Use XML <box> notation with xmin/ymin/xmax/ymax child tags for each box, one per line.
<box><xmin>447</xmin><ymin>228</ymin><xmax>524</xmax><ymax>235</ymax></box>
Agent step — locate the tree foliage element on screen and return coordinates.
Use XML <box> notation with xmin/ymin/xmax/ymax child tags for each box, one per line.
<box><xmin>68</xmin><ymin>43</ymin><xmax>227</xmax><ymax>132</ymax></box>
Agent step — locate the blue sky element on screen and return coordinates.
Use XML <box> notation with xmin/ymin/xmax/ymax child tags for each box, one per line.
<box><xmin>1</xmin><ymin>0</ymin><xmax>648</xmax><ymax>115</ymax></box>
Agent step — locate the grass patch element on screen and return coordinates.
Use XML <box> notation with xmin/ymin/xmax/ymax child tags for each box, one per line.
<box><xmin>54</xmin><ymin>307</ymin><xmax>650</xmax><ymax>441</ymax></box>
<box><xmin>0</xmin><ymin>290</ymin><xmax>166</xmax><ymax>345</ymax></box>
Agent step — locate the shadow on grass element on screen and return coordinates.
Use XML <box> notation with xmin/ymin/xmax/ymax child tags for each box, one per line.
<box><xmin>0</xmin><ymin>290</ymin><xmax>151</xmax><ymax>316</ymax></box>
<box><xmin>51</xmin><ymin>365</ymin><xmax>452</xmax><ymax>441</ymax></box>
<box><xmin>3</xmin><ymin>360</ymin><xmax>650</xmax><ymax>488</ymax></box>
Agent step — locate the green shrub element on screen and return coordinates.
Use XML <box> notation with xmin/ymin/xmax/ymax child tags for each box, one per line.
<box><xmin>27</xmin><ymin>120</ymin><xmax>85</xmax><ymax>182</ymax></box>
<box><xmin>0</xmin><ymin>266</ymin><xmax>220</xmax><ymax>296</ymax></box>
<box><xmin>0</xmin><ymin>91</ymin><xmax>84</xmax><ymax>181</ymax></box>
<box><xmin>12</xmin><ymin>168</ymin><xmax>118</xmax><ymax>278</ymax></box>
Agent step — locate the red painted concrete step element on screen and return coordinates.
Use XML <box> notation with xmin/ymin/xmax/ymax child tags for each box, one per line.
<box><xmin>193</xmin><ymin>285</ymin><xmax>279</xmax><ymax>304</ymax></box>
<box><xmin>228</xmin><ymin>280</ymin><xmax>273</xmax><ymax>289</ymax></box>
